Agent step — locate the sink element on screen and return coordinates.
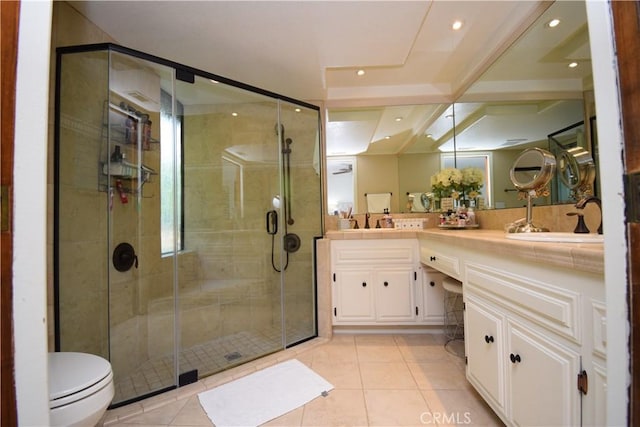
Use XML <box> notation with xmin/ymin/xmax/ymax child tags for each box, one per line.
<box><xmin>505</xmin><ymin>232</ymin><xmax>604</xmax><ymax>243</ymax></box>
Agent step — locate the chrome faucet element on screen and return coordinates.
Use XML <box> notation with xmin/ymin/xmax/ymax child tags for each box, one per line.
<box><xmin>574</xmin><ymin>195</ymin><xmax>603</xmax><ymax>234</ymax></box>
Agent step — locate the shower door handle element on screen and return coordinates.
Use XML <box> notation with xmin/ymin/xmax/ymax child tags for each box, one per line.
<box><xmin>266</xmin><ymin>210</ymin><xmax>278</xmax><ymax>235</ymax></box>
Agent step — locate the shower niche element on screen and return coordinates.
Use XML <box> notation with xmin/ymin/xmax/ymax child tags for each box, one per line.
<box><xmin>55</xmin><ymin>44</ymin><xmax>323</xmax><ymax>406</ymax></box>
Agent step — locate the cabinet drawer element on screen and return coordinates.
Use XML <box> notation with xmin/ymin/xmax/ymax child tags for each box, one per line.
<box><xmin>419</xmin><ymin>246</ymin><xmax>460</xmax><ymax>279</ymax></box>
<box><xmin>332</xmin><ymin>240</ymin><xmax>416</xmax><ymax>266</ymax></box>
<box><xmin>466</xmin><ymin>262</ymin><xmax>580</xmax><ymax>343</ymax></box>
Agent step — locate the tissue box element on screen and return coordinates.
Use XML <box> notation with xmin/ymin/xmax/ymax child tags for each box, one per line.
<box><xmin>394</xmin><ymin>218</ymin><xmax>426</xmax><ymax>229</ymax></box>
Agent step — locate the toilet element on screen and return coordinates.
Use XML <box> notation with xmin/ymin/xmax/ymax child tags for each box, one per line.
<box><xmin>48</xmin><ymin>352</ymin><xmax>114</xmax><ymax>427</ymax></box>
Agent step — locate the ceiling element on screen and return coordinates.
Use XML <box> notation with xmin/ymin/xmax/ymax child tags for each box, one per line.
<box><xmin>69</xmin><ymin>1</ymin><xmax>591</xmax><ymax>157</ymax></box>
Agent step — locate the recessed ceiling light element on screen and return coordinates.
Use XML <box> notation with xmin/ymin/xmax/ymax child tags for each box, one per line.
<box><xmin>452</xmin><ymin>20</ymin><xmax>463</xmax><ymax>31</ymax></box>
<box><xmin>385</xmin><ymin>136</ymin><xmax>391</xmax><ymax>139</ymax></box>
<box><xmin>547</xmin><ymin>18</ymin><xmax>561</xmax><ymax>28</ymax></box>
<box><xmin>356</xmin><ymin>69</ymin><xmax>365</xmax><ymax>76</ymax></box>
<box><xmin>568</xmin><ymin>62</ymin><xmax>578</xmax><ymax>68</ymax></box>
<box><xmin>232</xmin><ymin>112</ymin><xmax>238</xmax><ymax>117</ymax></box>
<box><xmin>294</xmin><ymin>108</ymin><xmax>301</xmax><ymax>113</ymax></box>
<box><xmin>425</xmin><ymin>133</ymin><xmax>433</xmax><ymax>139</ymax></box>
<box><xmin>394</xmin><ymin>117</ymin><xmax>403</xmax><ymax>122</ymax></box>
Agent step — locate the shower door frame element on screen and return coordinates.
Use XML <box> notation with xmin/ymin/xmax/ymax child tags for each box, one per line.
<box><xmin>54</xmin><ymin>43</ymin><xmax>324</xmax><ymax>407</ymax></box>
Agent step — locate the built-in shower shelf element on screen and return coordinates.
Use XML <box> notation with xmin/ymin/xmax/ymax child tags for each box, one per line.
<box><xmin>103</xmin><ymin>160</ymin><xmax>156</xmax><ymax>182</ymax></box>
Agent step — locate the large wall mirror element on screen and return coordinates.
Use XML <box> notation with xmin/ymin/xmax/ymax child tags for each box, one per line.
<box><xmin>326</xmin><ymin>1</ymin><xmax>596</xmax><ymax>214</ymax></box>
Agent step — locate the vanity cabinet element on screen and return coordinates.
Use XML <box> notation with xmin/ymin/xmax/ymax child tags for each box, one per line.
<box><xmin>331</xmin><ymin>239</ymin><xmax>423</xmax><ymax>325</ymax></box>
<box><xmin>418</xmin><ymin>234</ymin><xmax>605</xmax><ymax>426</ymax></box>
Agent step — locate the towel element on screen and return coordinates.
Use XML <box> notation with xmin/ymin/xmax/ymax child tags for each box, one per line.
<box><xmin>366</xmin><ymin>193</ymin><xmax>391</xmax><ymax>213</ymax></box>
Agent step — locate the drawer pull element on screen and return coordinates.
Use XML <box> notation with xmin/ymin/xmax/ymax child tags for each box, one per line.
<box><xmin>509</xmin><ymin>353</ymin><xmax>521</xmax><ymax>364</ymax></box>
<box><xmin>484</xmin><ymin>335</ymin><xmax>494</xmax><ymax>343</ymax></box>
<box><xmin>362</xmin><ymin>282</ymin><xmax>367</xmax><ymax>287</ymax></box>
<box><xmin>430</xmin><ymin>256</ymin><xmax>436</xmax><ymax>261</ymax></box>
<box><xmin>384</xmin><ymin>281</ymin><xmax>389</xmax><ymax>287</ymax></box>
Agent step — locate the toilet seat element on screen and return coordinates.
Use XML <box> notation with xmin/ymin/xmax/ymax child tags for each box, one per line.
<box><xmin>49</xmin><ymin>352</ymin><xmax>113</xmax><ymax>408</ymax></box>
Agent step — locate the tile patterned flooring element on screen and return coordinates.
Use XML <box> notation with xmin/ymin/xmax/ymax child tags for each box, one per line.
<box><xmin>114</xmin><ymin>330</ymin><xmax>284</xmax><ymax>404</ymax></box>
<box><xmin>102</xmin><ymin>333</ymin><xmax>504</xmax><ymax>427</ymax></box>
<box><xmin>114</xmin><ymin>327</ymin><xmax>312</xmax><ymax>404</ymax></box>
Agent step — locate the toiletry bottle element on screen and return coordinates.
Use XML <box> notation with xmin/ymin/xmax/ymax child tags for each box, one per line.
<box><xmin>467</xmin><ymin>207</ymin><xmax>476</xmax><ymax>225</ymax></box>
<box><xmin>111</xmin><ymin>145</ymin><xmax>122</xmax><ymax>162</ymax></box>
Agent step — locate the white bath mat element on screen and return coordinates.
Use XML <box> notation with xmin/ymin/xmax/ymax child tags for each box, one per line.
<box><xmin>197</xmin><ymin>359</ymin><xmax>333</xmax><ymax>427</ymax></box>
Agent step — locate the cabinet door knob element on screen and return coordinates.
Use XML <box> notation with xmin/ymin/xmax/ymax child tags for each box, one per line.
<box><xmin>384</xmin><ymin>281</ymin><xmax>389</xmax><ymax>287</ymax></box>
<box><xmin>430</xmin><ymin>281</ymin><xmax>435</xmax><ymax>287</ymax></box>
<box><xmin>362</xmin><ymin>282</ymin><xmax>367</xmax><ymax>287</ymax></box>
<box><xmin>509</xmin><ymin>353</ymin><xmax>521</xmax><ymax>363</ymax></box>
<box><xmin>430</xmin><ymin>256</ymin><xmax>436</xmax><ymax>261</ymax></box>
<box><xmin>484</xmin><ymin>335</ymin><xmax>494</xmax><ymax>343</ymax></box>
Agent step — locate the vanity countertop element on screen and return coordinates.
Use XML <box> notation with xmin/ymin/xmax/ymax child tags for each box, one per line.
<box><xmin>325</xmin><ymin>228</ymin><xmax>604</xmax><ymax>275</ymax></box>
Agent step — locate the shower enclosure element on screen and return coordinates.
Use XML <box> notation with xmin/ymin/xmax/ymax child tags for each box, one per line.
<box><xmin>54</xmin><ymin>44</ymin><xmax>322</xmax><ymax>406</ymax></box>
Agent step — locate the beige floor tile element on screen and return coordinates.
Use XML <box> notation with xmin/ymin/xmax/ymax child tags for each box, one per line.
<box><xmin>364</xmin><ymin>389</ymin><xmax>431</xmax><ymax>427</ymax></box>
<box><xmin>407</xmin><ymin>360</ymin><xmax>470</xmax><ymax>390</ymax></box>
<box><xmin>396</xmin><ymin>340</ymin><xmax>453</xmax><ymax>363</ymax></box>
<box><xmin>421</xmin><ymin>389</ymin><xmax>504</xmax><ymax>427</ymax></box>
<box><xmin>355</xmin><ymin>334</ymin><xmax>398</xmax><ymax>345</ymax></box>
<box><xmin>171</xmin><ymin>396</ymin><xmax>213</xmax><ymax>426</ymax></box>
<box><xmin>310</xmin><ymin>341</ymin><xmax>359</xmax><ymax>364</ymax></box>
<box><xmin>117</xmin><ymin>398</ymin><xmax>188</xmax><ymax>425</ymax></box>
<box><xmin>356</xmin><ymin>343</ymin><xmax>405</xmax><ymax>363</ymax></box>
<box><xmin>359</xmin><ymin>362</ymin><xmax>417</xmax><ymax>390</ymax></box>
<box><xmin>301</xmin><ymin>389</ymin><xmax>368</xmax><ymax>427</ymax></box>
<box><xmin>263</xmin><ymin>406</ymin><xmax>304</xmax><ymax>427</ymax></box>
<box><xmin>311</xmin><ymin>360</ymin><xmax>362</xmax><ymax>389</ymax></box>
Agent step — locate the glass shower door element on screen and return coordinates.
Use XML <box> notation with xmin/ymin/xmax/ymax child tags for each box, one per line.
<box><xmin>175</xmin><ymin>74</ymin><xmax>286</xmax><ymax>382</ymax></box>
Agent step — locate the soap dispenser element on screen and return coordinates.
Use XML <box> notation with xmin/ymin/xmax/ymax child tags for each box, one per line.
<box><xmin>383</xmin><ymin>208</ymin><xmax>393</xmax><ymax>228</ymax></box>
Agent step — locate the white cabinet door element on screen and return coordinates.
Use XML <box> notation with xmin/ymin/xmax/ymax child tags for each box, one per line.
<box><xmin>333</xmin><ymin>270</ymin><xmax>375</xmax><ymax>322</ymax></box>
<box><xmin>420</xmin><ymin>268</ymin><xmax>445</xmax><ymax>324</ymax></box>
<box><xmin>375</xmin><ymin>268</ymin><xmax>415</xmax><ymax>322</ymax></box>
<box><xmin>506</xmin><ymin>320</ymin><xmax>580</xmax><ymax>427</ymax></box>
<box><xmin>465</xmin><ymin>296</ymin><xmax>505</xmax><ymax>414</ymax></box>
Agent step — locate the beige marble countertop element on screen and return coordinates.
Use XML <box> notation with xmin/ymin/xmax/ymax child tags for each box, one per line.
<box><xmin>325</xmin><ymin>228</ymin><xmax>604</xmax><ymax>275</ymax></box>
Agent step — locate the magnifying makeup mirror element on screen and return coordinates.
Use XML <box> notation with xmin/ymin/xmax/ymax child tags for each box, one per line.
<box><xmin>509</xmin><ymin>148</ymin><xmax>556</xmax><ymax>233</ymax></box>
<box><xmin>558</xmin><ymin>146</ymin><xmax>596</xmax><ymax>199</ymax></box>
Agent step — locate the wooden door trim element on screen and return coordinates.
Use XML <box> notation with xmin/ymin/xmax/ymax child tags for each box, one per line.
<box><xmin>0</xmin><ymin>0</ymin><xmax>20</xmax><ymax>425</ymax></box>
<box><xmin>611</xmin><ymin>1</ymin><xmax>640</xmax><ymax>425</ymax></box>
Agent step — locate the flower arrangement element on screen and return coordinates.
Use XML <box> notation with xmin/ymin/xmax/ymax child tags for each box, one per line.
<box><xmin>430</xmin><ymin>168</ymin><xmax>463</xmax><ymax>198</ymax></box>
<box><xmin>430</xmin><ymin>167</ymin><xmax>483</xmax><ymax>204</ymax></box>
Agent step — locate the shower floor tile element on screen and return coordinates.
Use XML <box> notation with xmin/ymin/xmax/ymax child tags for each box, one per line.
<box><xmin>113</xmin><ymin>327</ymin><xmax>311</xmax><ymax>404</ymax></box>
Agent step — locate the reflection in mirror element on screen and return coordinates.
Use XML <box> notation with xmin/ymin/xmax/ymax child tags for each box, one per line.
<box><xmin>549</xmin><ymin>121</ymin><xmax>596</xmax><ymax>203</ymax></box>
<box><xmin>325</xmin><ymin>0</ymin><xmax>595</xmax><ymax>213</ymax></box>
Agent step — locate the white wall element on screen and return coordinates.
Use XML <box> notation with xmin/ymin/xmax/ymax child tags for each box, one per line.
<box><xmin>13</xmin><ymin>0</ymin><xmax>53</xmax><ymax>425</ymax></box>
<box><xmin>585</xmin><ymin>1</ymin><xmax>629</xmax><ymax>425</ymax></box>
